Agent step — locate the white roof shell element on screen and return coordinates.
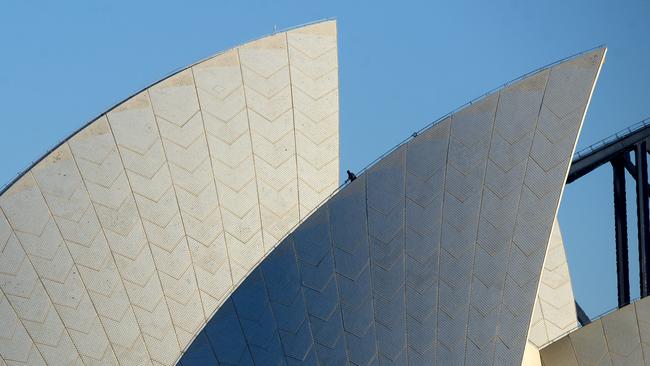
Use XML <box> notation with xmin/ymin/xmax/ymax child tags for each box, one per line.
<box><xmin>177</xmin><ymin>48</ymin><xmax>605</xmax><ymax>365</ymax></box>
<box><xmin>0</xmin><ymin>17</ymin><xmax>606</xmax><ymax>365</ymax></box>
<box><xmin>0</xmin><ymin>20</ymin><xmax>339</xmax><ymax>365</ymax></box>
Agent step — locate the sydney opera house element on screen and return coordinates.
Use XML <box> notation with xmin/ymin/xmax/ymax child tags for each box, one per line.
<box><xmin>1</xmin><ymin>19</ymin><xmax>649</xmax><ymax>366</ymax></box>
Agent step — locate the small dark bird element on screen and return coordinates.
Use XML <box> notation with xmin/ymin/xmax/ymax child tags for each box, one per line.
<box><xmin>346</xmin><ymin>170</ymin><xmax>357</xmax><ymax>182</ymax></box>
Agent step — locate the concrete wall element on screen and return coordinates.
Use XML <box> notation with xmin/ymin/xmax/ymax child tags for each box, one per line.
<box><xmin>0</xmin><ymin>20</ymin><xmax>339</xmax><ymax>366</ymax></box>
<box><xmin>540</xmin><ymin>295</ymin><xmax>650</xmax><ymax>365</ymax></box>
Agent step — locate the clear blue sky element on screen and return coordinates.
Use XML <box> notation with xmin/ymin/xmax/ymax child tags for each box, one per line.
<box><xmin>1</xmin><ymin>0</ymin><xmax>649</xmax><ymax>319</ymax></box>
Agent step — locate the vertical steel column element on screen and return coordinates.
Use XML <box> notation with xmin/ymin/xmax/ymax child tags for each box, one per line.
<box><xmin>612</xmin><ymin>157</ymin><xmax>630</xmax><ymax>307</ymax></box>
<box><xmin>636</xmin><ymin>142</ymin><xmax>650</xmax><ymax>297</ymax></box>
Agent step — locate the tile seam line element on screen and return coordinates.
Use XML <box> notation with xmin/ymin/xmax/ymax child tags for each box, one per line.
<box><xmin>516</xmin><ymin>49</ymin><xmax>607</xmax><ymax>365</ymax></box>
<box><xmin>104</xmin><ymin>111</ymin><xmax>184</xmax><ymax>356</ymax></box>
<box><xmin>537</xmin><ymin>287</ymin><xmax>551</xmax><ymax>346</ymax></box>
<box><xmin>367</xmin><ymin>147</ymin><xmax>407</xmax><ymax>362</ymax></box>
<box><xmin>0</xmin><ymin>279</ymin><xmax>47</xmax><ymax>364</ymax></box>
<box><xmin>540</xmin><ymin>231</ymin><xmax>571</xmax><ymax>347</ymax></box>
<box><xmin>489</xmin><ymin>67</ymin><xmax>551</xmax><ymax>366</ymax></box>
<box><xmin>234</xmin><ymin>46</ymin><xmax>262</xmax><ymax>366</ymax></box>
<box><xmin>603</xmin><ymin>306</ymin><xmax>642</xmax><ymax>363</ymax></box>
<box><xmin>326</xmin><ymin>198</ymin><xmax>353</xmax><ymax>363</ymax></box>
<box><xmin>285</xmin><ymin>31</ymin><xmax>302</xmax><ymax>221</ymax></box>
<box><xmin>235</xmin><ymin>47</ymin><xmax>267</xmax><ymax>254</ymax></box>
<box><xmin>434</xmin><ymin>118</ymin><xmax>453</xmax><ymax>363</ymax></box>
<box><xmin>241</xmin><ymin>44</ymin><xmax>307</xmax><ymax>345</ymax></box>
<box><xmin>334</xmin><ymin>21</ymin><xmax>341</xmax><ymax>187</ymax></box>
<box><xmin>559</xmin><ymin>329</ymin><xmax>579</xmax><ymax>365</ymax></box>
<box><xmin>29</xmin><ymin>169</ymin><xmax>122</xmax><ymax>365</ymax></box>
<box><xmin>599</xmin><ymin>319</ymin><xmax>615</xmax><ymax>364</ymax></box>
<box><xmin>364</xmin><ymin>172</ymin><xmax>382</xmax><ymax>363</ymax></box>
<box><xmin>401</xmin><ymin>140</ymin><xmax>408</xmax><ymax>362</ymax></box>
<box><xmin>257</xmin><ymin>252</ymin><xmax>293</xmax><ymax>365</ymax></box>
<box><xmin>228</xmin><ymin>296</ymin><xmax>257</xmax><ymax>366</ymax></box>
<box><xmin>145</xmin><ymin>88</ymin><xmax>208</xmax><ymax>341</ymax></box>
<box><xmin>199</xmin><ymin>327</ymin><xmax>221</xmax><ymax>364</ymax></box>
<box><xmin>288</xmin><ymin>234</ymin><xmax>322</xmax><ymax>366</ymax></box>
<box><xmin>0</xmin><ymin>206</ymin><xmax>86</xmax><ymax>365</ymax></box>
<box><xmin>462</xmin><ymin>91</ymin><xmax>501</xmax><ymax>365</ymax></box>
<box><xmin>528</xmin><ymin>48</ymin><xmax>607</xmax><ymax>361</ymax></box>
<box><xmin>172</xmin><ymin>65</ymin><xmax>236</xmax><ymax>364</ymax></box>
<box><xmin>538</xmin><ymin>227</ymin><xmax>575</xmax><ymax>347</ymax></box>
<box><xmin>635</xmin><ymin>303</ymin><xmax>648</xmax><ymax>365</ymax></box>
<box><xmin>66</xmin><ymin>140</ymin><xmax>156</xmax><ymax>364</ymax></box>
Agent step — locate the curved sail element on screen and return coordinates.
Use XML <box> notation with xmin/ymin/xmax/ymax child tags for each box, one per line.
<box><xmin>178</xmin><ymin>48</ymin><xmax>605</xmax><ymax>365</ymax></box>
<box><xmin>0</xmin><ymin>20</ymin><xmax>339</xmax><ymax>365</ymax></box>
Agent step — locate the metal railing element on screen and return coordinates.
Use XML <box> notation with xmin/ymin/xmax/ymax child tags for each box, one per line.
<box><xmin>573</xmin><ymin>117</ymin><xmax>650</xmax><ymax>161</ymax></box>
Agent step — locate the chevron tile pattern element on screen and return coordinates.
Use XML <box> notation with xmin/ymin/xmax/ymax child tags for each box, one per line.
<box><xmin>149</xmin><ymin>69</ymin><xmax>233</xmax><ymax>317</ymax></box>
<box><xmin>292</xmin><ymin>208</ymin><xmax>348</xmax><ymax>365</ymax></box>
<box><xmin>330</xmin><ymin>175</ymin><xmax>380</xmax><ymax>366</ymax></box>
<box><xmin>367</xmin><ymin>147</ymin><xmax>407</xmax><ymax>365</ymax></box>
<box><xmin>441</xmin><ymin>93</ymin><xmax>498</xmax><ymax>366</ymax></box>
<box><xmin>464</xmin><ymin>71</ymin><xmax>547</xmax><ymax>365</ymax></box>
<box><xmin>0</xmin><ymin>174</ymin><xmax>115</xmax><ymax>365</ymax></box>
<box><xmin>238</xmin><ymin>33</ymin><xmax>300</xmax><ymax>249</ymax></box>
<box><xmin>69</xmin><ymin>117</ymin><xmax>178</xmax><ymax>365</ymax></box>
<box><xmin>528</xmin><ymin>219</ymin><xmax>578</xmax><ymax>349</ymax></box>
<box><xmin>539</xmin><ymin>295</ymin><xmax>650</xmax><ymax>365</ymax></box>
<box><xmin>193</xmin><ymin>48</ymin><xmax>264</xmax><ymax>287</ymax></box>
<box><xmin>179</xmin><ymin>49</ymin><xmax>604</xmax><ymax>366</ymax></box>
<box><xmin>31</xmin><ymin>144</ymin><xmax>151</xmax><ymax>365</ymax></box>
<box><xmin>259</xmin><ymin>239</ymin><xmax>318</xmax><ymax>364</ymax></box>
<box><xmin>107</xmin><ymin>91</ymin><xmax>205</xmax><ymax>351</ymax></box>
<box><xmin>493</xmin><ymin>51</ymin><xmax>604</xmax><ymax>366</ymax></box>
<box><xmin>0</xmin><ymin>290</ymin><xmax>46</xmax><ymax>365</ymax></box>
<box><xmin>405</xmin><ymin>118</ymin><xmax>451</xmax><ymax>365</ymax></box>
<box><xmin>288</xmin><ymin>21</ymin><xmax>340</xmax><ymax>216</ymax></box>
<box><xmin>0</xmin><ymin>21</ymin><xmax>339</xmax><ymax>365</ymax></box>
